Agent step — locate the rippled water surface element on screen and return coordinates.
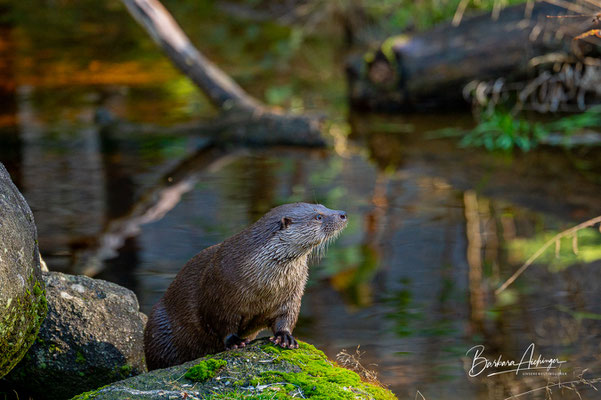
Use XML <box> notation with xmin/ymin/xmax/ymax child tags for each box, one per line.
<box><xmin>2</xmin><ymin>1</ymin><xmax>601</xmax><ymax>399</ymax></box>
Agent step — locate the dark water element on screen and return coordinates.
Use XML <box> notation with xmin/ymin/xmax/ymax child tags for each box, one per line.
<box><xmin>2</xmin><ymin>1</ymin><xmax>601</xmax><ymax>399</ymax></box>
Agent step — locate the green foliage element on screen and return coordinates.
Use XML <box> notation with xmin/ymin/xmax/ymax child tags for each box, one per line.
<box><xmin>435</xmin><ymin>107</ymin><xmax>601</xmax><ymax>151</ymax></box>
<box><xmin>184</xmin><ymin>359</ymin><xmax>227</xmax><ymax>382</ymax></box>
<box><xmin>265</xmin><ymin>84</ymin><xmax>295</xmax><ymax>106</ymax></box>
<box><xmin>545</xmin><ymin>107</ymin><xmax>601</xmax><ymax>134</ymax></box>
<box><xmin>460</xmin><ymin>110</ymin><xmax>547</xmax><ymax>151</ymax></box>
<box><xmin>363</xmin><ymin>0</ymin><xmax>527</xmax><ymax>32</ymax></box>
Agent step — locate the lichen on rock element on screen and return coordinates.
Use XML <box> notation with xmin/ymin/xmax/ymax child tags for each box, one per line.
<box><xmin>0</xmin><ymin>163</ymin><xmax>48</xmax><ymax>378</ymax></box>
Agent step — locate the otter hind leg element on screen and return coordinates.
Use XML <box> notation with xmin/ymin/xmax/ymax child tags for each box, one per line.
<box><xmin>224</xmin><ymin>328</ymin><xmax>262</xmax><ymax>350</ymax></box>
<box><xmin>144</xmin><ymin>302</ymin><xmax>180</xmax><ymax>370</ymax></box>
<box><xmin>225</xmin><ymin>333</ymin><xmax>251</xmax><ymax>349</ymax></box>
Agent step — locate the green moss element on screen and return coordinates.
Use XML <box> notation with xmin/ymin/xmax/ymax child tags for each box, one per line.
<box><xmin>75</xmin><ymin>350</ymin><xmax>86</xmax><ymax>364</ymax></box>
<box><xmin>120</xmin><ymin>364</ymin><xmax>133</xmax><ymax>376</ymax></box>
<box><xmin>254</xmin><ymin>342</ymin><xmax>397</xmax><ymax>400</ymax></box>
<box><xmin>380</xmin><ymin>35</ymin><xmax>409</xmax><ymax>66</ymax></box>
<box><xmin>208</xmin><ymin>389</ymin><xmax>289</xmax><ymax>399</ymax></box>
<box><xmin>185</xmin><ymin>359</ymin><xmax>227</xmax><ymax>382</ymax></box>
<box><xmin>110</xmin><ymin>363</ymin><xmax>134</xmax><ymax>380</ymax></box>
<box><xmin>70</xmin><ymin>385</ymin><xmax>108</xmax><ymax>399</ymax></box>
<box><xmin>0</xmin><ymin>273</ymin><xmax>47</xmax><ymax>378</ymax></box>
<box><xmin>68</xmin><ymin>340</ymin><xmax>395</xmax><ymax>400</ymax></box>
<box><xmin>33</xmin><ymin>282</ymin><xmax>43</xmax><ymax>297</ymax></box>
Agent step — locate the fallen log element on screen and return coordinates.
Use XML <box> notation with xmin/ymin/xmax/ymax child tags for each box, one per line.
<box><xmin>347</xmin><ymin>1</ymin><xmax>601</xmax><ymax>113</ymax></box>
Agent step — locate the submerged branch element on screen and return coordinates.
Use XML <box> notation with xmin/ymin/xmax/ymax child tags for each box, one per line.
<box><xmin>495</xmin><ymin>214</ymin><xmax>601</xmax><ymax>295</ymax></box>
<box><xmin>96</xmin><ymin>107</ymin><xmax>326</xmax><ymax>147</ymax></box>
<box><xmin>74</xmin><ymin>144</ymin><xmax>238</xmax><ymax>276</ymax></box>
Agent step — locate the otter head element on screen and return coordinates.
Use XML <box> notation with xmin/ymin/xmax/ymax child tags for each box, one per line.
<box><xmin>263</xmin><ymin>202</ymin><xmax>348</xmax><ymax>261</ymax></box>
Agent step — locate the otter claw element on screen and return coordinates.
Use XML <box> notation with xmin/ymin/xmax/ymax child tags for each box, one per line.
<box><xmin>225</xmin><ymin>334</ymin><xmax>250</xmax><ymax>350</ymax></box>
<box><xmin>270</xmin><ymin>331</ymin><xmax>298</xmax><ymax>349</ymax></box>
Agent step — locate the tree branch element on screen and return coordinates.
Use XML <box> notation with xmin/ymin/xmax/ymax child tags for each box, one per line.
<box><xmin>121</xmin><ymin>0</ymin><xmax>260</xmax><ymax>112</ymax></box>
<box><xmin>119</xmin><ymin>0</ymin><xmax>326</xmax><ymax>147</ymax></box>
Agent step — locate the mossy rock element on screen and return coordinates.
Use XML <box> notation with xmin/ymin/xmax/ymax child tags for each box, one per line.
<box><xmin>3</xmin><ymin>272</ymin><xmax>147</xmax><ymax>400</ymax></box>
<box><xmin>0</xmin><ymin>163</ymin><xmax>48</xmax><ymax>378</ymax></box>
<box><xmin>72</xmin><ymin>339</ymin><xmax>397</xmax><ymax>400</ymax></box>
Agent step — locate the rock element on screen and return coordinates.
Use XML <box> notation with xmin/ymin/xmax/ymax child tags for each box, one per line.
<box><xmin>4</xmin><ymin>272</ymin><xmax>147</xmax><ymax>400</ymax></box>
<box><xmin>72</xmin><ymin>339</ymin><xmax>398</xmax><ymax>400</ymax></box>
<box><xmin>0</xmin><ymin>162</ymin><xmax>47</xmax><ymax>378</ymax></box>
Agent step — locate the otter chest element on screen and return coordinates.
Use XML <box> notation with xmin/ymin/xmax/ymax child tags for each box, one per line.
<box><xmin>263</xmin><ymin>258</ymin><xmax>307</xmax><ymax>296</ymax></box>
<box><xmin>239</xmin><ymin>257</ymin><xmax>308</xmax><ymax>307</ymax></box>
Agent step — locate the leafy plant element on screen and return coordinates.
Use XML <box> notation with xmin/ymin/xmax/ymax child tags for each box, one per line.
<box><xmin>435</xmin><ymin>107</ymin><xmax>601</xmax><ymax>151</ymax></box>
<box><xmin>460</xmin><ymin>110</ymin><xmax>548</xmax><ymax>151</ymax></box>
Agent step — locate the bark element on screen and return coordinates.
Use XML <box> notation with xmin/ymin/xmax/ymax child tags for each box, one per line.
<box><xmin>347</xmin><ymin>2</ymin><xmax>601</xmax><ymax>112</ymax></box>
<box><xmin>119</xmin><ymin>0</ymin><xmax>325</xmax><ymax>146</ymax></box>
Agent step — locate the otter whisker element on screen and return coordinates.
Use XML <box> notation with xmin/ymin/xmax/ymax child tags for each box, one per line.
<box><xmin>308</xmin><ymin>231</ymin><xmax>341</xmax><ymax>266</ymax></box>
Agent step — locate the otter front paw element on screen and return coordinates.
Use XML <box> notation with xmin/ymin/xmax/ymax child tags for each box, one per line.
<box><xmin>225</xmin><ymin>334</ymin><xmax>251</xmax><ymax>350</ymax></box>
<box><xmin>270</xmin><ymin>330</ymin><xmax>298</xmax><ymax>349</ymax></box>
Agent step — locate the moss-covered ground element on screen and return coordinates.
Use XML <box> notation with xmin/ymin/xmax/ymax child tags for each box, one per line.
<box><xmin>71</xmin><ymin>338</ymin><xmax>397</xmax><ymax>399</ymax></box>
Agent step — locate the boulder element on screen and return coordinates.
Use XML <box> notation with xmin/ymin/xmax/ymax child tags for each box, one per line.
<box><xmin>72</xmin><ymin>339</ymin><xmax>397</xmax><ymax>400</ymax></box>
<box><xmin>0</xmin><ymin>163</ymin><xmax>47</xmax><ymax>378</ymax></box>
<box><xmin>4</xmin><ymin>272</ymin><xmax>147</xmax><ymax>400</ymax></box>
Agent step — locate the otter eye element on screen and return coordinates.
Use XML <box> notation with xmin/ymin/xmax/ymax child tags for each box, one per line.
<box><xmin>315</xmin><ymin>214</ymin><xmax>323</xmax><ymax>221</ymax></box>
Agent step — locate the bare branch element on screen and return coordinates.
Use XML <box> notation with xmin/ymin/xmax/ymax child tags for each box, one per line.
<box><xmin>496</xmin><ymin>215</ymin><xmax>601</xmax><ymax>295</ymax></box>
<box><xmin>121</xmin><ymin>0</ymin><xmax>261</xmax><ymax>112</ymax></box>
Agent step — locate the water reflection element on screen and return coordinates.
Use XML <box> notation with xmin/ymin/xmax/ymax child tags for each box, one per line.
<box><xmin>3</xmin><ymin>108</ymin><xmax>601</xmax><ymax>398</ymax></box>
<box><xmin>1</xmin><ymin>0</ymin><xmax>601</xmax><ymax>398</ymax></box>
<box><xmin>10</xmin><ymin>121</ymin><xmax>600</xmax><ymax>398</ymax></box>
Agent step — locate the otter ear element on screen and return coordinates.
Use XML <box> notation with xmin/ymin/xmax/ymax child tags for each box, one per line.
<box><xmin>280</xmin><ymin>217</ymin><xmax>292</xmax><ymax>230</ymax></box>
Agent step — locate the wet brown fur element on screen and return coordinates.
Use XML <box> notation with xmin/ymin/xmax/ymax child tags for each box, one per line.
<box><xmin>144</xmin><ymin>203</ymin><xmax>347</xmax><ymax>370</ymax></box>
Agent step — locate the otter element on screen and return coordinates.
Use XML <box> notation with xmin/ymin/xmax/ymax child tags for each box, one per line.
<box><xmin>144</xmin><ymin>202</ymin><xmax>347</xmax><ymax>370</ymax></box>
